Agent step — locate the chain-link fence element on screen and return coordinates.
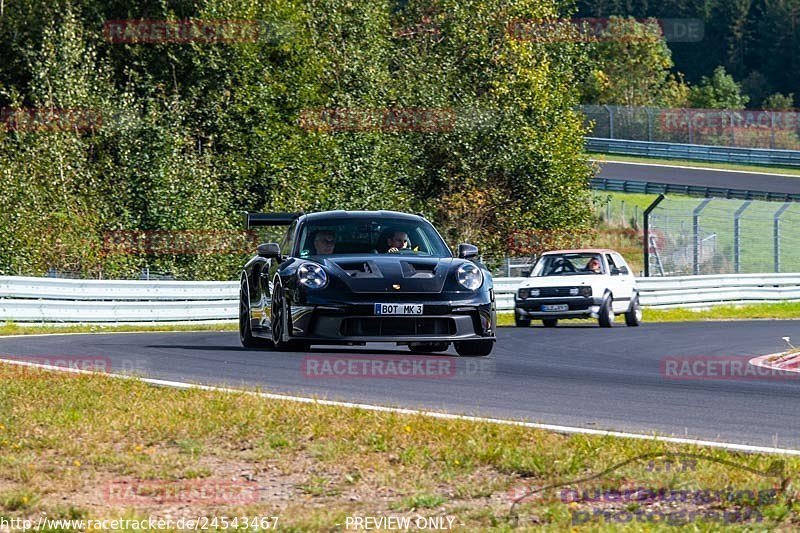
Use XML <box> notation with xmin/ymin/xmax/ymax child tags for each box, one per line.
<box><xmin>581</xmin><ymin>105</ymin><xmax>800</xmax><ymax>150</ymax></box>
<box><xmin>646</xmin><ymin>196</ymin><xmax>800</xmax><ymax>276</ymax></box>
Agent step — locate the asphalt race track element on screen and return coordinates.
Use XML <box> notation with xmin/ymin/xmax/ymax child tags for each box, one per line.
<box><xmin>2</xmin><ymin>321</ymin><xmax>799</xmax><ymax>449</ymax></box>
<box><xmin>594</xmin><ymin>160</ymin><xmax>800</xmax><ymax>196</ymax></box>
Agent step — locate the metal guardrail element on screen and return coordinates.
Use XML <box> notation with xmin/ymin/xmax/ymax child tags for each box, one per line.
<box><xmin>0</xmin><ymin>277</ymin><xmax>239</xmax><ymax>323</ymax></box>
<box><xmin>1</xmin><ymin>274</ymin><xmax>798</xmax><ymax>322</ymax></box>
<box><xmin>586</xmin><ymin>137</ymin><xmax>800</xmax><ymax>168</ymax></box>
<box><xmin>590</xmin><ymin>177</ymin><xmax>800</xmax><ymax>202</ymax></box>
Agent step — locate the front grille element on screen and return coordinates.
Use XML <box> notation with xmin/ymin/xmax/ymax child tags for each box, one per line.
<box><xmin>537</xmin><ymin>287</ymin><xmax>578</xmax><ymax>297</ymax></box>
<box><xmin>341</xmin><ymin>317</ymin><xmax>456</xmax><ymax>336</ymax></box>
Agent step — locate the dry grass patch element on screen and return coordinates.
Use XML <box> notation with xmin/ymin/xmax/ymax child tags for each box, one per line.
<box><xmin>0</xmin><ymin>365</ymin><xmax>796</xmax><ymax>530</ymax></box>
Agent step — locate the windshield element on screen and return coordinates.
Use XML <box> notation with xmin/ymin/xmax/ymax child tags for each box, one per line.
<box><xmin>531</xmin><ymin>253</ymin><xmax>604</xmax><ymax>276</ymax></box>
<box><xmin>296</xmin><ymin>217</ymin><xmax>452</xmax><ymax>258</ymax></box>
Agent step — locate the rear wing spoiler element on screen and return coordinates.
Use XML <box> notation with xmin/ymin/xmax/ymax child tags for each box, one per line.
<box><xmin>244</xmin><ymin>212</ymin><xmax>303</xmax><ymax>229</ymax></box>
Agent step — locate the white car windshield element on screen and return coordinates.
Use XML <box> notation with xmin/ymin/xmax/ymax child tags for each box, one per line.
<box><xmin>531</xmin><ymin>253</ymin><xmax>604</xmax><ymax>276</ymax></box>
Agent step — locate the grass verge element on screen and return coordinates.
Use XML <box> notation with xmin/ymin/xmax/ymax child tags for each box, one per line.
<box><xmin>497</xmin><ymin>302</ymin><xmax>800</xmax><ymax>326</ymax></box>
<box><xmin>0</xmin><ymin>363</ymin><xmax>796</xmax><ymax>530</ymax></box>
<box><xmin>0</xmin><ymin>321</ymin><xmax>237</xmax><ymax>336</ymax></box>
<box><xmin>588</xmin><ymin>152</ymin><xmax>800</xmax><ymax>176</ymax></box>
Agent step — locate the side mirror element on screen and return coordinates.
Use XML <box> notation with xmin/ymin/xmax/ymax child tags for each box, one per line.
<box><xmin>257</xmin><ymin>242</ymin><xmax>281</xmax><ymax>259</ymax></box>
<box><xmin>619</xmin><ymin>266</ymin><xmax>629</xmax><ymax>275</ymax></box>
<box><xmin>610</xmin><ymin>267</ymin><xmax>621</xmax><ymax>276</ymax></box>
<box><xmin>457</xmin><ymin>243</ymin><xmax>479</xmax><ymax>259</ymax></box>
<box><xmin>521</xmin><ymin>270</ymin><xmax>531</xmax><ymax>277</ymax></box>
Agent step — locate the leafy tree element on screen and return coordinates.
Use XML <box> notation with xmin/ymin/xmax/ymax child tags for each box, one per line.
<box><xmin>688</xmin><ymin>66</ymin><xmax>749</xmax><ymax>109</ymax></box>
<box><xmin>762</xmin><ymin>92</ymin><xmax>794</xmax><ymax>110</ymax></box>
<box><xmin>581</xmin><ymin>17</ymin><xmax>689</xmax><ymax>107</ymax></box>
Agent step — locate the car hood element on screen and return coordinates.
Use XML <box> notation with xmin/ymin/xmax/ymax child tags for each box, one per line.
<box><xmin>316</xmin><ymin>255</ymin><xmax>458</xmax><ymax>293</ymax></box>
<box><xmin>519</xmin><ymin>275</ymin><xmax>604</xmax><ymax>289</ymax></box>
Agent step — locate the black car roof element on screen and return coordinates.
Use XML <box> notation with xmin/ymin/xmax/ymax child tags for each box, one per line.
<box><xmin>301</xmin><ymin>210</ymin><xmax>425</xmax><ymax>223</ymax></box>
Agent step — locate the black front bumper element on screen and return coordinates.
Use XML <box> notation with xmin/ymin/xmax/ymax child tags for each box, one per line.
<box><xmin>515</xmin><ymin>296</ymin><xmax>602</xmax><ymax>319</ymax></box>
<box><xmin>288</xmin><ymin>300</ymin><xmax>495</xmax><ymax>343</ymax></box>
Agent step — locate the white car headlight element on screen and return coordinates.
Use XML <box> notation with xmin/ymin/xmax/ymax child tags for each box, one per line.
<box><xmin>456</xmin><ymin>263</ymin><xmax>483</xmax><ymax>290</ymax></box>
<box><xmin>298</xmin><ymin>263</ymin><xmax>328</xmax><ymax>289</ymax></box>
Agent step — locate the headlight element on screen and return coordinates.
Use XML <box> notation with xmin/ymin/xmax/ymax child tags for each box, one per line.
<box><xmin>579</xmin><ymin>286</ymin><xmax>592</xmax><ymax>297</ymax></box>
<box><xmin>298</xmin><ymin>263</ymin><xmax>328</xmax><ymax>289</ymax></box>
<box><xmin>456</xmin><ymin>263</ymin><xmax>483</xmax><ymax>290</ymax></box>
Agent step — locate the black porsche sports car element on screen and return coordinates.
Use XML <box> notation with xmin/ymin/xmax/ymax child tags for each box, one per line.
<box><xmin>239</xmin><ymin>210</ymin><xmax>496</xmax><ymax>356</ymax></box>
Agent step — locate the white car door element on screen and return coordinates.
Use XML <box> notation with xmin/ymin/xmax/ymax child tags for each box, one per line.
<box><xmin>606</xmin><ymin>253</ymin><xmax>633</xmax><ymax>314</ymax></box>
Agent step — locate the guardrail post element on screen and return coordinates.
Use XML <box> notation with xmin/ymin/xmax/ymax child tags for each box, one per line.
<box><xmin>773</xmin><ymin>202</ymin><xmax>791</xmax><ymax>272</ymax></box>
<box><xmin>643</xmin><ymin>194</ymin><xmax>665</xmax><ymax>277</ymax></box>
<box><xmin>733</xmin><ymin>200</ymin><xmax>751</xmax><ymax>273</ymax></box>
<box><xmin>693</xmin><ymin>198</ymin><xmax>712</xmax><ymax>275</ymax></box>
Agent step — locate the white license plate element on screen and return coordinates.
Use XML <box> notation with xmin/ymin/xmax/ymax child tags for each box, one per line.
<box><xmin>374</xmin><ymin>303</ymin><xmax>423</xmax><ymax>315</ymax></box>
<box><xmin>541</xmin><ymin>304</ymin><xmax>568</xmax><ymax>312</ymax></box>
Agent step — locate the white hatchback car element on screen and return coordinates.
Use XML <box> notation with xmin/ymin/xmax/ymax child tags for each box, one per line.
<box><xmin>514</xmin><ymin>249</ymin><xmax>641</xmax><ymax>328</ymax></box>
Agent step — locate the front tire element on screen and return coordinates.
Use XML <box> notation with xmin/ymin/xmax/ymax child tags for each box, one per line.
<box><xmin>542</xmin><ymin>318</ymin><xmax>558</xmax><ymax>328</ymax></box>
<box><xmin>625</xmin><ymin>294</ymin><xmax>642</xmax><ymax>327</ymax></box>
<box><xmin>454</xmin><ymin>339</ymin><xmax>494</xmax><ymax>357</ymax></box>
<box><xmin>271</xmin><ymin>284</ymin><xmax>307</xmax><ymax>352</ymax></box>
<box><xmin>514</xmin><ymin>311</ymin><xmax>531</xmax><ymax>327</ymax></box>
<box><xmin>240</xmin><ymin>283</ymin><xmax>272</xmax><ymax>349</ymax></box>
<box><xmin>598</xmin><ymin>295</ymin><xmax>614</xmax><ymax>328</ymax></box>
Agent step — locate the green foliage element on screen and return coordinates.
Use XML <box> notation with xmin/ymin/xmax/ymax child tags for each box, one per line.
<box><xmin>688</xmin><ymin>66</ymin><xmax>749</xmax><ymax>109</ymax></box>
<box><xmin>581</xmin><ymin>17</ymin><xmax>689</xmax><ymax>108</ymax></box>
<box><xmin>0</xmin><ymin>0</ymin><xmax>592</xmax><ymax>278</ymax></box>
<box><xmin>762</xmin><ymin>92</ymin><xmax>795</xmax><ymax>111</ymax></box>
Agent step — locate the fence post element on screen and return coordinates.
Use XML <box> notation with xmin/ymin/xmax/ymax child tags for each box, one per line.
<box><xmin>733</xmin><ymin>200</ymin><xmax>751</xmax><ymax>273</ymax></box>
<box><xmin>771</xmin><ymin>111</ymin><xmax>776</xmax><ymax>149</ymax></box>
<box><xmin>643</xmin><ymin>194</ymin><xmax>665</xmax><ymax>277</ymax></box>
<box><xmin>646</xmin><ymin>107</ymin><xmax>653</xmax><ymax>141</ymax></box>
<box><xmin>693</xmin><ymin>198</ymin><xmax>712</xmax><ymax>275</ymax></box>
<box><xmin>687</xmin><ymin>109</ymin><xmax>693</xmax><ymax>144</ymax></box>
<box><xmin>729</xmin><ymin>111</ymin><xmax>735</xmax><ymax>146</ymax></box>
<box><xmin>604</xmin><ymin>105</ymin><xmax>614</xmax><ymax>139</ymax></box>
<box><xmin>773</xmin><ymin>202</ymin><xmax>791</xmax><ymax>272</ymax></box>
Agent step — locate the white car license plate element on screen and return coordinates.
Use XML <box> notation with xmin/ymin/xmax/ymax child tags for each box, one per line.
<box><xmin>541</xmin><ymin>304</ymin><xmax>568</xmax><ymax>312</ymax></box>
<box><xmin>374</xmin><ymin>303</ymin><xmax>423</xmax><ymax>315</ymax></box>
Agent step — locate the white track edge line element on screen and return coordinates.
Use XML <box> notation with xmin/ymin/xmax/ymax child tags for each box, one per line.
<box><xmin>2</xmin><ymin>357</ymin><xmax>799</xmax><ymax>456</ymax></box>
<box><xmin>589</xmin><ymin>158</ymin><xmax>800</xmax><ymax>178</ymax></box>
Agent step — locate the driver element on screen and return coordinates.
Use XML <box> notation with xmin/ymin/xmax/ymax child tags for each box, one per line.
<box><xmin>385</xmin><ymin>230</ymin><xmax>410</xmax><ymax>253</ymax></box>
<box><xmin>585</xmin><ymin>257</ymin><xmax>602</xmax><ymax>273</ymax></box>
<box><xmin>312</xmin><ymin>230</ymin><xmax>336</xmax><ymax>255</ymax></box>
